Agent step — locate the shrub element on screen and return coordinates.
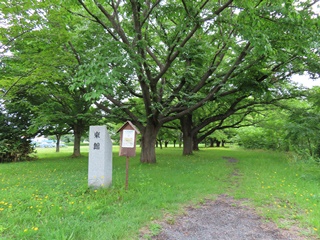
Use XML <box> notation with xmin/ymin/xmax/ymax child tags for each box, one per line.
<box><xmin>0</xmin><ymin>138</ymin><xmax>35</xmax><ymax>163</ymax></box>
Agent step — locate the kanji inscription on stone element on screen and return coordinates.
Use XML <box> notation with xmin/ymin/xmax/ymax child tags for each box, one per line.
<box><xmin>88</xmin><ymin>126</ymin><xmax>112</xmax><ymax>188</ymax></box>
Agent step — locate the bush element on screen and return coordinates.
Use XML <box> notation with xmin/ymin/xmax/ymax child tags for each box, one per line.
<box><xmin>0</xmin><ymin>138</ymin><xmax>35</xmax><ymax>163</ymax></box>
<box><xmin>0</xmin><ymin>109</ymin><xmax>35</xmax><ymax>163</ymax></box>
<box><xmin>236</xmin><ymin>127</ymin><xmax>278</xmax><ymax>150</ymax></box>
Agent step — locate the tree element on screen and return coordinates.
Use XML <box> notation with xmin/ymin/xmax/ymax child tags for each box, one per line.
<box><xmin>0</xmin><ymin>87</ymin><xmax>36</xmax><ymax>162</ymax></box>
<box><xmin>157</xmin><ymin>124</ymin><xmax>180</xmax><ymax>148</ymax></box>
<box><xmin>206</xmin><ymin>130</ymin><xmax>229</xmax><ymax>148</ymax></box>
<box><xmin>27</xmin><ymin>80</ymin><xmax>100</xmax><ymax>156</ymax></box>
<box><xmin>180</xmin><ymin>83</ymin><xmax>303</xmax><ymax>154</ymax></box>
<box><xmin>235</xmin><ymin>95</ymin><xmax>320</xmax><ymax>158</ymax></box>
<box><xmin>68</xmin><ymin>0</ymin><xmax>319</xmax><ymax>163</ymax></box>
<box><xmin>0</xmin><ymin>3</ymin><xmax>99</xmax><ymax>157</ymax></box>
<box><xmin>285</xmin><ymin>88</ymin><xmax>320</xmax><ymax>159</ymax></box>
<box><xmin>2</xmin><ymin>1</ymin><xmax>320</xmax><ymax>163</ymax></box>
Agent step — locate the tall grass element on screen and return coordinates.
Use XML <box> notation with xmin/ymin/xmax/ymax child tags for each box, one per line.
<box><xmin>0</xmin><ymin>146</ymin><xmax>319</xmax><ymax>239</ymax></box>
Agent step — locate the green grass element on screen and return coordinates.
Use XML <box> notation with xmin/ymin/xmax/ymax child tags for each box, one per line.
<box><xmin>0</xmin><ymin>146</ymin><xmax>319</xmax><ymax>239</ymax></box>
<box><xmin>230</xmin><ymin>150</ymin><xmax>320</xmax><ymax>235</ymax></box>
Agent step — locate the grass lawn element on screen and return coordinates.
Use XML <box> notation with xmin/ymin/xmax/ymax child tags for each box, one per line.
<box><xmin>0</xmin><ymin>146</ymin><xmax>319</xmax><ymax>239</ymax></box>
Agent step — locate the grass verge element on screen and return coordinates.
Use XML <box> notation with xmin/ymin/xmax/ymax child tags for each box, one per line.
<box><xmin>229</xmin><ymin>149</ymin><xmax>320</xmax><ymax>237</ymax></box>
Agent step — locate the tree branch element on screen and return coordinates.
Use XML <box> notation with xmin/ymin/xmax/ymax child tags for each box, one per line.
<box><xmin>77</xmin><ymin>0</ymin><xmax>119</xmax><ymax>41</ymax></box>
<box><xmin>65</xmin><ymin>8</ymin><xmax>99</xmax><ymax>23</ymax></box>
<box><xmin>3</xmin><ymin>67</ymin><xmax>37</xmax><ymax>98</ymax></box>
<box><xmin>67</xmin><ymin>41</ymin><xmax>81</xmax><ymax>65</ymax></box>
<box><xmin>161</xmin><ymin>41</ymin><xmax>252</xmax><ymax>123</ymax></box>
<box><xmin>94</xmin><ymin>0</ymin><xmax>130</xmax><ymax>45</ymax></box>
<box><xmin>0</xmin><ymin>28</ymin><xmax>33</xmax><ymax>51</ymax></box>
<box><xmin>152</xmin><ymin>0</ymin><xmax>233</xmax><ymax>84</ymax></box>
<box><xmin>141</xmin><ymin>0</ymin><xmax>161</xmax><ymax>27</ymax></box>
<box><xmin>102</xmin><ymin>94</ymin><xmax>141</xmax><ymax>124</ymax></box>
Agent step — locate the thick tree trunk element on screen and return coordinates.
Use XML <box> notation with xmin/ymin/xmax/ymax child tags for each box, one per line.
<box><xmin>140</xmin><ymin>123</ymin><xmax>160</xmax><ymax>163</ymax></box>
<box><xmin>72</xmin><ymin>125</ymin><xmax>82</xmax><ymax>157</ymax></box>
<box><xmin>180</xmin><ymin>114</ymin><xmax>193</xmax><ymax>155</ymax></box>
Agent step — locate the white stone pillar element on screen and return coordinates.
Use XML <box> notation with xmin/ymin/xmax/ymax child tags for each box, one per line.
<box><xmin>88</xmin><ymin>126</ymin><xmax>112</xmax><ymax>188</ymax></box>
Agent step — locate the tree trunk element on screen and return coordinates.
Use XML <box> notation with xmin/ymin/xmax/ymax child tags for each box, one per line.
<box><xmin>315</xmin><ymin>142</ymin><xmax>320</xmax><ymax>158</ymax></box>
<box><xmin>140</xmin><ymin>123</ymin><xmax>160</xmax><ymax>163</ymax></box>
<box><xmin>72</xmin><ymin>125</ymin><xmax>82</xmax><ymax>157</ymax></box>
<box><xmin>55</xmin><ymin>134</ymin><xmax>61</xmax><ymax>153</ymax></box>
<box><xmin>193</xmin><ymin>134</ymin><xmax>199</xmax><ymax>151</ymax></box>
<box><xmin>209</xmin><ymin>138</ymin><xmax>214</xmax><ymax>147</ymax></box>
<box><xmin>180</xmin><ymin>114</ymin><xmax>193</xmax><ymax>155</ymax></box>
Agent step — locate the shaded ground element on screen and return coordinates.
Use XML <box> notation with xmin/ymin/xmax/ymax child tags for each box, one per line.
<box><xmin>140</xmin><ymin>157</ymin><xmax>316</xmax><ymax>240</ymax></box>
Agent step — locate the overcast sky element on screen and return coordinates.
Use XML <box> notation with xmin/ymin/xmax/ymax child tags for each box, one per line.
<box><xmin>291</xmin><ymin>74</ymin><xmax>320</xmax><ymax>88</ymax></box>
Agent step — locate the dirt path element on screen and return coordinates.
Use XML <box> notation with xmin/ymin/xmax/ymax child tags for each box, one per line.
<box><xmin>140</xmin><ymin>157</ymin><xmax>317</xmax><ymax>240</ymax></box>
<box><xmin>149</xmin><ymin>195</ymin><xmax>308</xmax><ymax>240</ymax></box>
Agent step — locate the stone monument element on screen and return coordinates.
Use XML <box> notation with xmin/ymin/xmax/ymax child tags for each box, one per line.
<box><xmin>88</xmin><ymin>125</ymin><xmax>112</xmax><ymax>188</ymax></box>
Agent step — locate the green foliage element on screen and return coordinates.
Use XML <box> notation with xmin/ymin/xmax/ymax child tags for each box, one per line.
<box><xmin>0</xmin><ymin>82</ymin><xmax>39</xmax><ymax>162</ymax></box>
<box><xmin>236</xmin><ymin>125</ymin><xmax>285</xmax><ymax>151</ymax></box>
<box><xmin>284</xmin><ymin>89</ymin><xmax>320</xmax><ymax>160</ymax></box>
<box><xmin>286</xmin><ymin>109</ymin><xmax>320</xmax><ymax>157</ymax></box>
<box><xmin>0</xmin><ymin>138</ymin><xmax>34</xmax><ymax>163</ymax></box>
<box><xmin>0</xmin><ymin>103</ymin><xmax>35</xmax><ymax>163</ymax></box>
<box><xmin>0</xmin><ymin>2</ymin><xmax>102</xmax><ymax>156</ymax></box>
<box><xmin>235</xmin><ymin>94</ymin><xmax>320</xmax><ymax>163</ymax></box>
<box><xmin>209</xmin><ymin>130</ymin><xmax>228</xmax><ymax>142</ymax></box>
<box><xmin>157</xmin><ymin>122</ymin><xmax>181</xmax><ymax>147</ymax></box>
<box><xmin>1</xmin><ymin>0</ymin><xmax>320</xmax><ymax>163</ymax></box>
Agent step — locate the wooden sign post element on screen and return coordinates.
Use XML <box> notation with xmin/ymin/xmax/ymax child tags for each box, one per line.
<box><xmin>117</xmin><ymin>121</ymin><xmax>140</xmax><ymax>190</ymax></box>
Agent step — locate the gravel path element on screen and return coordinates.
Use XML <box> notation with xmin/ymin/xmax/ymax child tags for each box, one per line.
<box><xmin>139</xmin><ymin>156</ymin><xmax>316</xmax><ymax>240</ymax></box>
<box><xmin>150</xmin><ymin>195</ymin><xmax>308</xmax><ymax>240</ymax></box>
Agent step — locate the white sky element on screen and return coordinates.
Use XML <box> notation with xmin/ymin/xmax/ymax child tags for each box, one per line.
<box><xmin>291</xmin><ymin>74</ymin><xmax>320</xmax><ymax>88</ymax></box>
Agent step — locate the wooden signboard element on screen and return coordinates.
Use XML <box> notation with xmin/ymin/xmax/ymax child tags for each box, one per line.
<box><xmin>117</xmin><ymin>121</ymin><xmax>140</xmax><ymax>190</ymax></box>
<box><xmin>117</xmin><ymin>121</ymin><xmax>140</xmax><ymax>157</ymax></box>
